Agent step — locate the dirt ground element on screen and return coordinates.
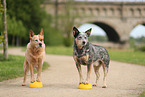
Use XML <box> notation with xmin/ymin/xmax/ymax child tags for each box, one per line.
<box><xmin>0</xmin><ymin>48</ymin><xmax>145</xmax><ymax>97</ymax></box>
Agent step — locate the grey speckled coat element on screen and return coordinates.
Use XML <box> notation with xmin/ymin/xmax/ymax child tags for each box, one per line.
<box><xmin>73</xmin><ymin>42</ymin><xmax>110</xmax><ymax>68</ymax></box>
<box><xmin>73</xmin><ymin>26</ymin><xmax>110</xmax><ymax>87</ymax></box>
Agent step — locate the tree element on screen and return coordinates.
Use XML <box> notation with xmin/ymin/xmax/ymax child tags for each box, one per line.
<box><xmin>6</xmin><ymin>16</ymin><xmax>26</xmax><ymax>46</ymax></box>
<box><xmin>6</xmin><ymin>0</ymin><xmax>51</xmax><ymax>45</ymax></box>
<box><xmin>0</xmin><ymin>0</ymin><xmax>4</xmax><ymax>44</ymax></box>
<box><xmin>2</xmin><ymin>0</ymin><xmax>8</xmax><ymax>59</ymax></box>
<box><xmin>58</xmin><ymin>0</ymin><xmax>75</xmax><ymax>46</ymax></box>
<box><xmin>41</xmin><ymin>14</ymin><xmax>63</xmax><ymax>46</ymax></box>
<box><xmin>7</xmin><ymin>0</ymin><xmax>46</xmax><ymax>33</ymax></box>
<box><xmin>55</xmin><ymin>0</ymin><xmax>58</xmax><ymax>29</ymax></box>
<box><xmin>5</xmin><ymin>0</ymin><xmax>64</xmax><ymax>46</ymax></box>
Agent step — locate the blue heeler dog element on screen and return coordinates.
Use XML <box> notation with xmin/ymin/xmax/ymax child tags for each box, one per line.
<box><xmin>73</xmin><ymin>26</ymin><xmax>110</xmax><ymax>88</ymax></box>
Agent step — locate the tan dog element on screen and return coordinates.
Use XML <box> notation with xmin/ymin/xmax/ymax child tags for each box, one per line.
<box><xmin>22</xmin><ymin>29</ymin><xmax>45</xmax><ymax>86</ymax></box>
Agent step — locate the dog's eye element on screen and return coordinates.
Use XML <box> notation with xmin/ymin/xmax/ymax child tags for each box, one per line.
<box><xmin>79</xmin><ymin>36</ymin><xmax>82</xmax><ymax>39</ymax></box>
<box><xmin>35</xmin><ymin>39</ymin><xmax>38</xmax><ymax>42</ymax></box>
<box><xmin>84</xmin><ymin>37</ymin><xmax>87</xmax><ymax>39</ymax></box>
<box><xmin>40</xmin><ymin>39</ymin><xmax>43</xmax><ymax>41</ymax></box>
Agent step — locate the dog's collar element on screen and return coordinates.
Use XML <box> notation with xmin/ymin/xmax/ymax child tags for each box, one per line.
<box><xmin>74</xmin><ymin>42</ymin><xmax>89</xmax><ymax>58</ymax></box>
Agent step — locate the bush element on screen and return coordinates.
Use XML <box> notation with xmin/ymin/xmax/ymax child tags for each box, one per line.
<box><xmin>0</xmin><ymin>15</ymin><xmax>27</xmax><ymax>46</ymax></box>
<box><xmin>139</xmin><ymin>90</ymin><xmax>145</xmax><ymax>97</ymax></box>
<box><xmin>41</xmin><ymin>15</ymin><xmax>63</xmax><ymax>46</ymax></box>
<box><xmin>130</xmin><ymin>36</ymin><xmax>145</xmax><ymax>52</ymax></box>
<box><xmin>44</xmin><ymin>28</ymin><xmax>63</xmax><ymax>46</ymax></box>
<box><xmin>0</xmin><ymin>54</ymin><xmax>49</xmax><ymax>82</ymax></box>
<box><xmin>63</xmin><ymin>37</ymin><xmax>73</xmax><ymax>47</ymax></box>
<box><xmin>137</xmin><ymin>45</ymin><xmax>145</xmax><ymax>52</ymax></box>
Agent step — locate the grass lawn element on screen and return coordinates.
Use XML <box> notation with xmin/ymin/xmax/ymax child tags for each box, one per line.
<box><xmin>45</xmin><ymin>46</ymin><xmax>145</xmax><ymax>66</ymax></box>
<box><xmin>45</xmin><ymin>46</ymin><xmax>73</xmax><ymax>56</ymax></box>
<box><xmin>0</xmin><ymin>46</ymin><xmax>3</xmax><ymax>50</ymax></box>
<box><xmin>139</xmin><ymin>91</ymin><xmax>145</xmax><ymax>97</ymax></box>
<box><xmin>108</xmin><ymin>49</ymin><xmax>145</xmax><ymax>66</ymax></box>
<box><xmin>22</xmin><ymin>46</ymin><xmax>73</xmax><ymax>56</ymax></box>
<box><xmin>0</xmin><ymin>54</ymin><xmax>49</xmax><ymax>82</ymax></box>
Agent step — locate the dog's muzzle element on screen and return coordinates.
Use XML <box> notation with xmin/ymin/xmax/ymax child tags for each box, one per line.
<box><xmin>82</xmin><ymin>41</ymin><xmax>86</xmax><ymax>45</ymax></box>
<box><xmin>39</xmin><ymin>43</ymin><xmax>42</xmax><ymax>47</ymax></box>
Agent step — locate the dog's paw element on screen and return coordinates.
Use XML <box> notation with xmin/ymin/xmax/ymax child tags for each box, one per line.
<box><xmin>22</xmin><ymin>83</ymin><xmax>26</xmax><ymax>86</ymax></box>
<box><xmin>31</xmin><ymin>81</ymin><xmax>35</xmax><ymax>83</ymax></box>
<box><xmin>102</xmin><ymin>85</ymin><xmax>107</xmax><ymax>88</ymax></box>
<box><xmin>92</xmin><ymin>84</ymin><xmax>97</xmax><ymax>87</ymax></box>
<box><xmin>84</xmin><ymin>81</ymin><xmax>89</xmax><ymax>85</ymax></box>
<box><xmin>79</xmin><ymin>82</ymin><xmax>84</xmax><ymax>84</ymax></box>
<box><xmin>36</xmin><ymin>80</ymin><xmax>40</xmax><ymax>82</ymax></box>
<box><xmin>84</xmin><ymin>82</ymin><xmax>89</xmax><ymax>85</ymax></box>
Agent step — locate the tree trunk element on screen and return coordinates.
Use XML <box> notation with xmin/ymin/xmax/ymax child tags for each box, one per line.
<box><xmin>16</xmin><ymin>36</ymin><xmax>19</xmax><ymax>47</ymax></box>
<box><xmin>55</xmin><ymin>0</ymin><xmax>58</xmax><ymax>29</ymax></box>
<box><xmin>3</xmin><ymin>0</ymin><xmax>8</xmax><ymax>59</ymax></box>
<box><xmin>12</xmin><ymin>35</ymin><xmax>15</xmax><ymax>46</ymax></box>
<box><xmin>19</xmin><ymin>37</ymin><xmax>22</xmax><ymax>46</ymax></box>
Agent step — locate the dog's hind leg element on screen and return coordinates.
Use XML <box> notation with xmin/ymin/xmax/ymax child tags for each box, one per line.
<box><xmin>76</xmin><ymin>63</ymin><xmax>84</xmax><ymax>84</ymax></box>
<box><xmin>93</xmin><ymin>62</ymin><xmax>101</xmax><ymax>86</ymax></box>
<box><xmin>22</xmin><ymin>60</ymin><xmax>29</xmax><ymax>86</ymax></box>
<box><xmin>102</xmin><ymin>63</ymin><xmax>108</xmax><ymax>88</ymax></box>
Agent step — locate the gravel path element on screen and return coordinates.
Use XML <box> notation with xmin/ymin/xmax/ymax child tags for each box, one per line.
<box><xmin>0</xmin><ymin>48</ymin><xmax>145</xmax><ymax>97</ymax></box>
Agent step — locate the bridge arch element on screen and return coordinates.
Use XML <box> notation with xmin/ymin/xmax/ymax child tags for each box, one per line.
<box><xmin>140</xmin><ymin>22</ymin><xmax>145</xmax><ymax>26</ymax></box>
<box><xmin>93</xmin><ymin>22</ymin><xmax>120</xmax><ymax>43</ymax></box>
<box><xmin>132</xmin><ymin>21</ymin><xmax>145</xmax><ymax>28</ymax></box>
<box><xmin>130</xmin><ymin>22</ymin><xmax>145</xmax><ymax>38</ymax></box>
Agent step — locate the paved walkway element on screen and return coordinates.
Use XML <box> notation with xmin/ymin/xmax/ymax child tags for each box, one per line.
<box><xmin>0</xmin><ymin>48</ymin><xmax>145</xmax><ymax>97</ymax></box>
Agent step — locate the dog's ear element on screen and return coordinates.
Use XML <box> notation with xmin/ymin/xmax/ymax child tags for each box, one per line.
<box><xmin>85</xmin><ymin>28</ymin><xmax>92</xmax><ymax>37</ymax></box>
<box><xmin>29</xmin><ymin>30</ymin><xmax>34</xmax><ymax>39</ymax></box>
<box><xmin>40</xmin><ymin>28</ymin><xmax>44</xmax><ymax>35</ymax></box>
<box><xmin>73</xmin><ymin>26</ymin><xmax>80</xmax><ymax>38</ymax></box>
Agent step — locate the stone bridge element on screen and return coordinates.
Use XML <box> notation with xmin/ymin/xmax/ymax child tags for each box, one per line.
<box><xmin>42</xmin><ymin>0</ymin><xmax>145</xmax><ymax>44</ymax></box>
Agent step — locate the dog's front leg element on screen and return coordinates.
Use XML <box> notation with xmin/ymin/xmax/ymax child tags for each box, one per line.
<box><xmin>86</xmin><ymin>63</ymin><xmax>93</xmax><ymax>84</ymax></box>
<box><xmin>29</xmin><ymin>64</ymin><xmax>35</xmax><ymax>82</ymax></box>
<box><xmin>36</xmin><ymin>63</ymin><xmax>42</xmax><ymax>82</ymax></box>
<box><xmin>76</xmin><ymin>63</ymin><xmax>84</xmax><ymax>84</ymax></box>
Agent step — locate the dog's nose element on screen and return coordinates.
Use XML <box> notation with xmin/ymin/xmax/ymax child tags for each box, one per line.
<box><xmin>39</xmin><ymin>43</ymin><xmax>42</xmax><ymax>47</ymax></box>
<box><xmin>82</xmin><ymin>41</ymin><xmax>86</xmax><ymax>45</ymax></box>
